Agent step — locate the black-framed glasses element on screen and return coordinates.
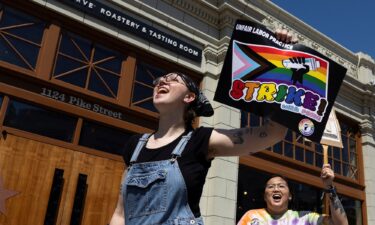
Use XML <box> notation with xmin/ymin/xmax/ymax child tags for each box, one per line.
<box><xmin>152</xmin><ymin>73</ymin><xmax>186</xmax><ymax>86</ymax></box>
<box><xmin>265</xmin><ymin>183</ymin><xmax>289</xmax><ymax>190</ymax></box>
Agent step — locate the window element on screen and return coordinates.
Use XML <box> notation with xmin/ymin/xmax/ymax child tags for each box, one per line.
<box><xmin>53</xmin><ymin>31</ymin><xmax>124</xmax><ymax>98</ymax></box>
<box><xmin>240</xmin><ymin>111</ymin><xmax>264</xmax><ymax>127</ymax></box>
<box><xmin>3</xmin><ymin>99</ymin><xmax>77</xmax><ymax>142</ymax></box>
<box><xmin>0</xmin><ymin>4</ymin><xmax>45</xmax><ymax>70</ymax></box>
<box><xmin>79</xmin><ymin>120</ymin><xmax>134</xmax><ymax>155</ymax></box>
<box><xmin>340</xmin><ymin>196</ymin><xmax>363</xmax><ymax>225</ymax></box>
<box><xmin>339</xmin><ymin>120</ymin><xmax>360</xmax><ymax>180</ymax></box>
<box><xmin>131</xmin><ymin>61</ymin><xmax>166</xmax><ymax>113</ymax></box>
<box><xmin>241</xmin><ymin>112</ymin><xmax>360</xmax><ymax>180</ymax></box>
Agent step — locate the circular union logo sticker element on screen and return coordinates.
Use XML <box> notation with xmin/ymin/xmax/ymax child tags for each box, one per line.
<box><xmin>298</xmin><ymin>119</ymin><xmax>315</xmax><ymax>136</ymax></box>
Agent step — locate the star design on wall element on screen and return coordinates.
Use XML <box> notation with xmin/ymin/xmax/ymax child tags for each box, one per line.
<box><xmin>0</xmin><ymin>176</ymin><xmax>18</xmax><ymax>215</ymax></box>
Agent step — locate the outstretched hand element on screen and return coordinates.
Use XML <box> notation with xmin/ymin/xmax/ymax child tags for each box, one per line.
<box><xmin>321</xmin><ymin>164</ymin><xmax>335</xmax><ymax>188</ymax></box>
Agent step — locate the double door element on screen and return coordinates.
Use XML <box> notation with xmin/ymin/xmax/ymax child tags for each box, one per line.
<box><xmin>0</xmin><ymin>134</ymin><xmax>124</xmax><ymax>225</ymax></box>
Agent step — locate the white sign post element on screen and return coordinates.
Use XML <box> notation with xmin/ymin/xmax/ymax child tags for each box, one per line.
<box><xmin>320</xmin><ymin>109</ymin><xmax>343</xmax><ymax>164</ymax></box>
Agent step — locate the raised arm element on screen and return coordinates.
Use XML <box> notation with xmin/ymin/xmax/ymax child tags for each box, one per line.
<box><xmin>321</xmin><ymin>164</ymin><xmax>349</xmax><ymax>225</ymax></box>
<box><xmin>109</xmin><ymin>170</ymin><xmax>126</xmax><ymax>225</ymax></box>
<box><xmin>208</xmin><ymin>120</ymin><xmax>287</xmax><ymax>158</ymax></box>
<box><xmin>207</xmin><ymin>28</ymin><xmax>297</xmax><ymax>158</ymax></box>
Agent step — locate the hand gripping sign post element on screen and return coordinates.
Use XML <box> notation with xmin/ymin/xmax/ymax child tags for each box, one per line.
<box><xmin>214</xmin><ymin>20</ymin><xmax>347</xmax><ymax>143</ymax></box>
<box><xmin>320</xmin><ymin>109</ymin><xmax>343</xmax><ymax>216</ymax></box>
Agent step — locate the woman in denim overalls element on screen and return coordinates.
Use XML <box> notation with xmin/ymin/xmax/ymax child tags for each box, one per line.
<box><xmin>109</xmin><ymin>70</ymin><xmax>289</xmax><ymax>225</ymax></box>
<box><xmin>108</xmin><ymin>30</ymin><xmax>298</xmax><ymax>225</ymax></box>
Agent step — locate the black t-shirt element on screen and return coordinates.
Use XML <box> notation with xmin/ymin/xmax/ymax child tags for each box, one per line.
<box><xmin>122</xmin><ymin>126</ymin><xmax>214</xmax><ymax>217</ymax></box>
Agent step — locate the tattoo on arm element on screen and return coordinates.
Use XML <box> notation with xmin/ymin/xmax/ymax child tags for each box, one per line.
<box><xmin>232</xmin><ymin>130</ymin><xmax>244</xmax><ymax>144</ymax></box>
<box><xmin>259</xmin><ymin>131</ymin><xmax>268</xmax><ymax>138</ymax></box>
<box><xmin>231</xmin><ymin>128</ymin><xmax>267</xmax><ymax>144</ymax></box>
<box><xmin>330</xmin><ymin>195</ymin><xmax>347</xmax><ymax>216</ymax></box>
<box><xmin>231</xmin><ymin>128</ymin><xmax>253</xmax><ymax>145</ymax></box>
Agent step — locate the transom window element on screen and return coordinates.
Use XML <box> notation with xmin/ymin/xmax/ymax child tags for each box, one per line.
<box><xmin>0</xmin><ymin>4</ymin><xmax>45</xmax><ymax>70</ymax></box>
<box><xmin>2</xmin><ymin>98</ymin><xmax>134</xmax><ymax>155</ymax></box>
<box><xmin>79</xmin><ymin>120</ymin><xmax>134</xmax><ymax>155</ymax></box>
<box><xmin>52</xmin><ymin>31</ymin><xmax>124</xmax><ymax>98</ymax></box>
<box><xmin>4</xmin><ymin>99</ymin><xmax>77</xmax><ymax>142</ymax></box>
<box><xmin>0</xmin><ymin>3</ymin><xmax>202</xmax><ymax>156</ymax></box>
<box><xmin>1</xmin><ymin>3</ymin><xmax>198</xmax><ymax>118</ymax></box>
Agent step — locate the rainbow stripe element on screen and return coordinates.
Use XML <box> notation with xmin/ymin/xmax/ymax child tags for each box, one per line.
<box><xmin>248</xmin><ymin>44</ymin><xmax>329</xmax><ymax>97</ymax></box>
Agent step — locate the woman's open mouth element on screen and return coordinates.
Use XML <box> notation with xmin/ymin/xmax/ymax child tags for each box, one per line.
<box><xmin>272</xmin><ymin>194</ymin><xmax>282</xmax><ymax>202</ymax></box>
<box><xmin>156</xmin><ymin>87</ymin><xmax>169</xmax><ymax>95</ymax></box>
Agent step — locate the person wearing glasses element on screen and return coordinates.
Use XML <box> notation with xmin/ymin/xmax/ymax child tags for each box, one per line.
<box><xmin>109</xmin><ymin>31</ymin><xmax>296</xmax><ymax>225</ymax></box>
<box><xmin>237</xmin><ymin>164</ymin><xmax>348</xmax><ymax>225</ymax></box>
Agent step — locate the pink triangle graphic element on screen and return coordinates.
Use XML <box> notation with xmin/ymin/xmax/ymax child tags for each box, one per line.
<box><xmin>232</xmin><ymin>42</ymin><xmax>261</xmax><ymax>81</ymax></box>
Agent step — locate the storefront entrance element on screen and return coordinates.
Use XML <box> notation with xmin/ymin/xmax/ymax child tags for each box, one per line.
<box><xmin>0</xmin><ymin>134</ymin><xmax>124</xmax><ymax>225</ymax></box>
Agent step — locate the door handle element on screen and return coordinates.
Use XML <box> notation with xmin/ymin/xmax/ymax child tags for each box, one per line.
<box><xmin>70</xmin><ymin>173</ymin><xmax>88</xmax><ymax>225</ymax></box>
<box><xmin>44</xmin><ymin>168</ymin><xmax>64</xmax><ymax>225</ymax></box>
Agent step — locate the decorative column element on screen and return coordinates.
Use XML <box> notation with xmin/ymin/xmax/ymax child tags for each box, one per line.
<box><xmin>359</xmin><ymin>55</ymin><xmax>375</xmax><ymax>224</ymax></box>
<box><xmin>199</xmin><ymin>43</ymin><xmax>240</xmax><ymax>225</ymax></box>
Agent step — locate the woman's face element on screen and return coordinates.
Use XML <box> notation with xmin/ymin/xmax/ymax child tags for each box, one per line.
<box><xmin>152</xmin><ymin>73</ymin><xmax>195</xmax><ymax>113</ymax></box>
<box><xmin>264</xmin><ymin>177</ymin><xmax>290</xmax><ymax>215</ymax></box>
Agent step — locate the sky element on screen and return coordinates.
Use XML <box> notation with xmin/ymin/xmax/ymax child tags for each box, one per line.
<box><xmin>270</xmin><ymin>0</ymin><xmax>375</xmax><ymax>60</ymax></box>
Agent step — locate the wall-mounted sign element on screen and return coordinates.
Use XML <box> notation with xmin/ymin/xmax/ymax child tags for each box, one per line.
<box><xmin>214</xmin><ymin>20</ymin><xmax>347</xmax><ymax>143</ymax></box>
<box><xmin>0</xmin><ymin>73</ymin><xmax>156</xmax><ymax>130</ymax></box>
<box><xmin>40</xmin><ymin>87</ymin><xmax>123</xmax><ymax>120</ymax></box>
<box><xmin>57</xmin><ymin>0</ymin><xmax>202</xmax><ymax>62</ymax></box>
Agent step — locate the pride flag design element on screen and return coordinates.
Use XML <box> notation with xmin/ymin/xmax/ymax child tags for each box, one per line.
<box><xmin>232</xmin><ymin>41</ymin><xmax>329</xmax><ymax>98</ymax></box>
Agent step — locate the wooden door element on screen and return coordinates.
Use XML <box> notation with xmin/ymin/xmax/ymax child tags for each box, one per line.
<box><xmin>0</xmin><ymin>134</ymin><xmax>124</xmax><ymax>225</ymax></box>
<box><xmin>58</xmin><ymin>151</ymin><xmax>124</xmax><ymax>225</ymax></box>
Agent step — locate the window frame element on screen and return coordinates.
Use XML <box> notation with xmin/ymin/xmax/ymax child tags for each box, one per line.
<box><xmin>240</xmin><ymin>112</ymin><xmax>366</xmax><ymax>225</ymax></box>
<box><xmin>0</xmin><ymin>2</ymin><xmax>46</xmax><ymax>77</ymax></box>
<box><xmin>0</xmin><ymin>1</ymin><xmax>203</xmax><ymax>158</ymax></box>
<box><xmin>240</xmin><ymin>111</ymin><xmax>364</xmax><ymax>187</ymax></box>
<box><xmin>1</xmin><ymin>1</ymin><xmax>203</xmax><ymax>117</ymax></box>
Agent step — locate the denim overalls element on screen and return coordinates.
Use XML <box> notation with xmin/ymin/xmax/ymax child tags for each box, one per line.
<box><xmin>122</xmin><ymin>131</ymin><xmax>203</xmax><ymax>225</ymax></box>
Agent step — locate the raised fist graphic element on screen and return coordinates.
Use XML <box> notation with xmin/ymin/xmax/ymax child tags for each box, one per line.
<box><xmin>286</xmin><ymin>57</ymin><xmax>310</xmax><ymax>85</ymax></box>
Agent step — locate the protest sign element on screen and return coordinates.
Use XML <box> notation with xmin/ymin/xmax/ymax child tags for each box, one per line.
<box><xmin>214</xmin><ymin>20</ymin><xmax>347</xmax><ymax>143</ymax></box>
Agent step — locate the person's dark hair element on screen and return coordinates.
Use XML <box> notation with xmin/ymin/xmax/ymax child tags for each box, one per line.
<box><xmin>170</xmin><ymin>72</ymin><xmax>214</xmax><ymax>128</ymax></box>
<box><xmin>265</xmin><ymin>174</ymin><xmax>289</xmax><ymax>189</ymax></box>
<box><xmin>184</xmin><ymin>106</ymin><xmax>197</xmax><ymax>129</ymax></box>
